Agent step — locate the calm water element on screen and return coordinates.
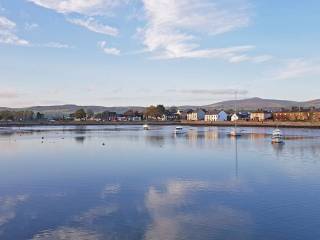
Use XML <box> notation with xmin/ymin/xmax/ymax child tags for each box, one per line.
<box><xmin>0</xmin><ymin>125</ymin><xmax>320</xmax><ymax>240</ymax></box>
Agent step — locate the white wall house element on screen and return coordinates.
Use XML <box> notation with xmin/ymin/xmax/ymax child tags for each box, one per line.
<box><xmin>217</xmin><ymin>111</ymin><xmax>228</xmax><ymax>121</ymax></box>
<box><xmin>205</xmin><ymin>111</ymin><xmax>219</xmax><ymax>122</ymax></box>
<box><xmin>231</xmin><ymin>113</ymin><xmax>239</xmax><ymax>121</ymax></box>
<box><xmin>187</xmin><ymin>109</ymin><xmax>206</xmax><ymax>121</ymax></box>
<box><xmin>250</xmin><ymin>112</ymin><xmax>272</xmax><ymax>121</ymax></box>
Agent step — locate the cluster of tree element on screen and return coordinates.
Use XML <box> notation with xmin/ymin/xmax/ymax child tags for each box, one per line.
<box><xmin>0</xmin><ymin>110</ymin><xmax>35</xmax><ymax>121</ymax></box>
<box><xmin>144</xmin><ymin>105</ymin><xmax>166</xmax><ymax>118</ymax></box>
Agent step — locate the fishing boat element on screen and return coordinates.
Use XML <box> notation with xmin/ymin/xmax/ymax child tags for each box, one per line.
<box><xmin>174</xmin><ymin>126</ymin><xmax>186</xmax><ymax>134</ymax></box>
<box><xmin>143</xmin><ymin>124</ymin><xmax>150</xmax><ymax>130</ymax></box>
<box><xmin>271</xmin><ymin>128</ymin><xmax>284</xmax><ymax>144</ymax></box>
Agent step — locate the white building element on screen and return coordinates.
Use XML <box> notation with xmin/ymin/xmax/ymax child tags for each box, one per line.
<box><xmin>205</xmin><ymin>111</ymin><xmax>219</xmax><ymax>122</ymax></box>
<box><xmin>231</xmin><ymin>113</ymin><xmax>239</xmax><ymax>121</ymax></box>
<box><xmin>187</xmin><ymin>109</ymin><xmax>206</xmax><ymax>121</ymax></box>
<box><xmin>250</xmin><ymin>112</ymin><xmax>272</xmax><ymax>121</ymax></box>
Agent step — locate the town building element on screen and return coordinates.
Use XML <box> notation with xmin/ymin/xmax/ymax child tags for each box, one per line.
<box><xmin>205</xmin><ymin>111</ymin><xmax>219</xmax><ymax>122</ymax></box>
<box><xmin>217</xmin><ymin>111</ymin><xmax>228</xmax><ymax>121</ymax></box>
<box><xmin>187</xmin><ymin>109</ymin><xmax>206</xmax><ymax>121</ymax></box>
<box><xmin>250</xmin><ymin>111</ymin><xmax>272</xmax><ymax>121</ymax></box>
<box><xmin>273</xmin><ymin>110</ymin><xmax>320</xmax><ymax>122</ymax></box>
<box><xmin>231</xmin><ymin>112</ymin><xmax>250</xmax><ymax>121</ymax></box>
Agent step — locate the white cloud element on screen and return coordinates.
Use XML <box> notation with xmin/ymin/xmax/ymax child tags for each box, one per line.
<box><xmin>67</xmin><ymin>17</ymin><xmax>118</xmax><ymax>36</ymax></box>
<box><xmin>139</xmin><ymin>0</ymin><xmax>269</xmax><ymax>62</ymax></box>
<box><xmin>273</xmin><ymin>59</ymin><xmax>320</xmax><ymax>80</ymax></box>
<box><xmin>24</xmin><ymin>22</ymin><xmax>39</xmax><ymax>31</ymax></box>
<box><xmin>0</xmin><ymin>16</ymin><xmax>29</xmax><ymax>46</ymax></box>
<box><xmin>98</xmin><ymin>41</ymin><xmax>120</xmax><ymax>55</ymax></box>
<box><xmin>43</xmin><ymin>41</ymin><xmax>72</xmax><ymax>48</ymax></box>
<box><xmin>28</xmin><ymin>0</ymin><xmax>127</xmax><ymax>16</ymax></box>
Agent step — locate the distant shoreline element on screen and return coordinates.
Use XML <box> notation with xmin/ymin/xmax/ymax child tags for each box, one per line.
<box><xmin>1</xmin><ymin>120</ymin><xmax>320</xmax><ymax>129</ymax></box>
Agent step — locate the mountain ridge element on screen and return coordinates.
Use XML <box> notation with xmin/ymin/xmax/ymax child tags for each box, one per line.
<box><xmin>1</xmin><ymin>97</ymin><xmax>319</xmax><ymax>116</ymax></box>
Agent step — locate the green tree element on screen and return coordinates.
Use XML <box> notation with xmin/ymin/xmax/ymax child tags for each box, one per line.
<box><xmin>156</xmin><ymin>105</ymin><xmax>166</xmax><ymax>116</ymax></box>
<box><xmin>75</xmin><ymin>109</ymin><xmax>87</xmax><ymax>119</ymax></box>
<box><xmin>86</xmin><ymin>109</ymin><xmax>94</xmax><ymax>119</ymax></box>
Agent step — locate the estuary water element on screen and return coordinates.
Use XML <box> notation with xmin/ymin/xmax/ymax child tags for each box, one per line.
<box><xmin>0</xmin><ymin>125</ymin><xmax>320</xmax><ymax>240</ymax></box>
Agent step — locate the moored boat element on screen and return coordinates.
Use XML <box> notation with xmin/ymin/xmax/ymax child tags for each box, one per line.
<box><xmin>143</xmin><ymin>124</ymin><xmax>150</xmax><ymax>130</ymax></box>
<box><xmin>229</xmin><ymin>128</ymin><xmax>242</xmax><ymax>137</ymax></box>
<box><xmin>174</xmin><ymin>126</ymin><xmax>187</xmax><ymax>134</ymax></box>
<box><xmin>272</xmin><ymin>128</ymin><xmax>284</xmax><ymax>144</ymax></box>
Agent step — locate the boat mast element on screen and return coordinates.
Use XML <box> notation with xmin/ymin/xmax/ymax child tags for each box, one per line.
<box><xmin>234</xmin><ymin>91</ymin><xmax>238</xmax><ymax>130</ymax></box>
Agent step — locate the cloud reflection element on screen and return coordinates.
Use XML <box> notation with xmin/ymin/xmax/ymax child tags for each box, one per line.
<box><xmin>32</xmin><ymin>227</ymin><xmax>101</xmax><ymax>240</ymax></box>
<box><xmin>144</xmin><ymin>180</ymin><xmax>252</xmax><ymax>240</ymax></box>
<box><xmin>0</xmin><ymin>195</ymin><xmax>28</xmax><ymax>226</ymax></box>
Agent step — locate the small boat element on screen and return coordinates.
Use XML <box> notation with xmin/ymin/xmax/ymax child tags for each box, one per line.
<box><xmin>272</xmin><ymin>128</ymin><xmax>284</xmax><ymax>144</ymax></box>
<box><xmin>143</xmin><ymin>124</ymin><xmax>150</xmax><ymax>130</ymax></box>
<box><xmin>229</xmin><ymin>128</ymin><xmax>242</xmax><ymax>137</ymax></box>
<box><xmin>174</xmin><ymin>126</ymin><xmax>186</xmax><ymax>134</ymax></box>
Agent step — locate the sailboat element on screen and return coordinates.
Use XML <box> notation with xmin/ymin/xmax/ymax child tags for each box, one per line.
<box><xmin>229</xmin><ymin>92</ymin><xmax>242</xmax><ymax>137</ymax></box>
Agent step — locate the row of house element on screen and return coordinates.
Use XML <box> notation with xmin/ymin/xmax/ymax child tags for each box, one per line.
<box><xmin>186</xmin><ymin>109</ymin><xmax>251</xmax><ymax>122</ymax></box>
<box><xmin>72</xmin><ymin>108</ymin><xmax>320</xmax><ymax>123</ymax></box>
<box><xmin>185</xmin><ymin>109</ymin><xmax>320</xmax><ymax>122</ymax></box>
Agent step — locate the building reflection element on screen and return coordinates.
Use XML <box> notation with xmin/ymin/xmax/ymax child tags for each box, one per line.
<box><xmin>74</xmin><ymin>136</ymin><xmax>86</xmax><ymax>144</ymax></box>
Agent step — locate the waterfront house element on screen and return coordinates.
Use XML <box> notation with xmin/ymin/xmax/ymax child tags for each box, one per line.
<box><xmin>231</xmin><ymin>112</ymin><xmax>250</xmax><ymax>121</ymax></box>
<box><xmin>217</xmin><ymin>111</ymin><xmax>228</xmax><ymax>121</ymax></box>
<box><xmin>273</xmin><ymin>110</ymin><xmax>320</xmax><ymax>122</ymax></box>
<box><xmin>187</xmin><ymin>109</ymin><xmax>206</xmax><ymax>121</ymax></box>
<box><xmin>231</xmin><ymin>113</ymin><xmax>239</xmax><ymax>121</ymax></box>
<box><xmin>205</xmin><ymin>110</ymin><xmax>219</xmax><ymax>122</ymax></box>
<box><xmin>250</xmin><ymin>111</ymin><xmax>272</xmax><ymax>121</ymax></box>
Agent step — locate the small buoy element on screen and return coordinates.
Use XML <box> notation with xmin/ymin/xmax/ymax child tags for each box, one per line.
<box><xmin>41</xmin><ymin>137</ymin><xmax>44</xmax><ymax>139</ymax></box>
<box><xmin>102</xmin><ymin>143</ymin><xmax>105</xmax><ymax>146</ymax></box>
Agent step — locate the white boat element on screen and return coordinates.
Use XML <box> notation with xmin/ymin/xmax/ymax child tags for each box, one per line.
<box><xmin>229</xmin><ymin>128</ymin><xmax>242</xmax><ymax>137</ymax></box>
<box><xmin>272</xmin><ymin>128</ymin><xmax>284</xmax><ymax>144</ymax></box>
<box><xmin>143</xmin><ymin>124</ymin><xmax>150</xmax><ymax>130</ymax></box>
<box><xmin>174</xmin><ymin>126</ymin><xmax>187</xmax><ymax>134</ymax></box>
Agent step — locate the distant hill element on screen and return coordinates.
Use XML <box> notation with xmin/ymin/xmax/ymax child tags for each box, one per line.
<box><xmin>1</xmin><ymin>98</ymin><xmax>319</xmax><ymax>116</ymax></box>
<box><xmin>0</xmin><ymin>105</ymin><xmax>145</xmax><ymax>117</ymax></box>
<box><xmin>203</xmin><ymin>97</ymin><xmax>320</xmax><ymax>111</ymax></box>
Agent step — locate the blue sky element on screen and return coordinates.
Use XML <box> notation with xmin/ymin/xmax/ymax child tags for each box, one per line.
<box><xmin>0</xmin><ymin>0</ymin><xmax>319</xmax><ymax>107</ymax></box>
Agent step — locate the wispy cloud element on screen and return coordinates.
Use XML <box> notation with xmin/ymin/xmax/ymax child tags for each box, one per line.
<box><xmin>28</xmin><ymin>0</ymin><xmax>126</xmax><ymax>40</ymax></box>
<box><xmin>0</xmin><ymin>89</ymin><xmax>19</xmax><ymax>99</ymax></box>
<box><xmin>43</xmin><ymin>41</ymin><xmax>72</xmax><ymax>49</ymax></box>
<box><xmin>24</xmin><ymin>22</ymin><xmax>39</xmax><ymax>31</ymax></box>
<box><xmin>67</xmin><ymin>17</ymin><xmax>118</xmax><ymax>36</ymax></box>
<box><xmin>273</xmin><ymin>59</ymin><xmax>320</xmax><ymax>80</ymax></box>
<box><xmin>168</xmin><ymin>89</ymin><xmax>248</xmax><ymax>96</ymax></box>
<box><xmin>28</xmin><ymin>0</ymin><xmax>127</xmax><ymax>16</ymax></box>
<box><xmin>0</xmin><ymin>16</ymin><xmax>29</xmax><ymax>46</ymax></box>
<box><xmin>98</xmin><ymin>41</ymin><xmax>120</xmax><ymax>55</ymax></box>
<box><xmin>138</xmin><ymin>0</ymin><xmax>269</xmax><ymax>62</ymax></box>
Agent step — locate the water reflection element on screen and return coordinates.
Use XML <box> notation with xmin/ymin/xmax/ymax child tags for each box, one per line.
<box><xmin>0</xmin><ymin>126</ymin><xmax>320</xmax><ymax>239</ymax></box>
<box><xmin>74</xmin><ymin>136</ymin><xmax>86</xmax><ymax>144</ymax></box>
<box><xmin>145</xmin><ymin>180</ymin><xmax>252</xmax><ymax>240</ymax></box>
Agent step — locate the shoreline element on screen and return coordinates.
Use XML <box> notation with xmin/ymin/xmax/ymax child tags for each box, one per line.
<box><xmin>1</xmin><ymin>120</ymin><xmax>320</xmax><ymax>129</ymax></box>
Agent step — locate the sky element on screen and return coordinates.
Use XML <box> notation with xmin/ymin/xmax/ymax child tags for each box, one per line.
<box><xmin>0</xmin><ymin>0</ymin><xmax>319</xmax><ymax>107</ymax></box>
